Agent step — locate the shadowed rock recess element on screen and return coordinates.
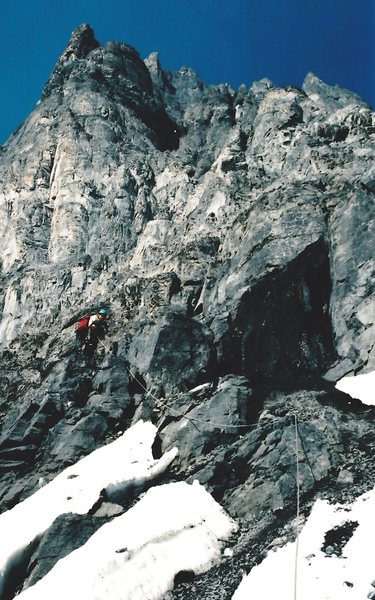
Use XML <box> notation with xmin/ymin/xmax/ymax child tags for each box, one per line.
<box><xmin>0</xmin><ymin>23</ymin><xmax>374</xmax><ymax>599</ymax></box>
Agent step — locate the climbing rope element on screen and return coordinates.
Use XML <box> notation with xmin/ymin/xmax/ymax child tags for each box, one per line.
<box><xmin>98</xmin><ymin>341</ymin><xmax>253</xmax><ymax>429</ymax></box>
<box><xmin>97</xmin><ymin>339</ymin><xmax>302</xmax><ymax>596</ymax></box>
<box><xmin>294</xmin><ymin>414</ymin><xmax>301</xmax><ymax>600</ymax></box>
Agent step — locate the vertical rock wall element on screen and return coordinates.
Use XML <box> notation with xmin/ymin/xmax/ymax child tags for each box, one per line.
<box><xmin>0</xmin><ymin>23</ymin><xmax>374</xmax><ymax>600</ymax></box>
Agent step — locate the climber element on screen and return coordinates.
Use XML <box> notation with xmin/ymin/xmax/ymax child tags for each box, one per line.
<box><xmin>76</xmin><ymin>308</ymin><xmax>109</xmax><ymax>355</ymax></box>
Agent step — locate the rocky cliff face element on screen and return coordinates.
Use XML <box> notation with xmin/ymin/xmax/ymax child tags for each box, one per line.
<box><xmin>0</xmin><ymin>23</ymin><xmax>374</xmax><ymax>599</ymax></box>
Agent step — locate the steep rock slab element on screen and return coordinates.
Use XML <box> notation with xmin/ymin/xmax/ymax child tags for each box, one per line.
<box><xmin>160</xmin><ymin>375</ymin><xmax>252</xmax><ymax>470</ymax></box>
<box><xmin>327</xmin><ymin>186</ymin><xmax>375</xmax><ymax>376</ymax></box>
<box><xmin>127</xmin><ymin>312</ymin><xmax>216</xmax><ymax>395</ymax></box>
<box><xmin>22</xmin><ymin>513</ymin><xmax>108</xmax><ymax>591</ymax></box>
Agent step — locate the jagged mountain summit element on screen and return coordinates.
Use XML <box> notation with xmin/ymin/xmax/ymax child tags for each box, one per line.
<box><xmin>0</xmin><ymin>23</ymin><xmax>374</xmax><ymax>600</ymax></box>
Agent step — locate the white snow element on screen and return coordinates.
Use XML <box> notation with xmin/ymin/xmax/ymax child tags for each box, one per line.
<box><xmin>335</xmin><ymin>370</ymin><xmax>375</xmax><ymax>406</ymax></box>
<box><xmin>17</xmin><ymin>480</ymin><xmax>236</xmax><ymax>600</ymax></box>
<box><xmin>0</xmin><ymin>419</ymin><xmax>237</xmax><ymax>600</ymax></box>
<box><xmin>232</xmin><ymin>486</ymin><xmax>375</xmax><ymax>600</ymax></box>
<box><xmin>0</xmin><ymin>420</ymin><xmax>177</xmax><ymax>596</ymax></box>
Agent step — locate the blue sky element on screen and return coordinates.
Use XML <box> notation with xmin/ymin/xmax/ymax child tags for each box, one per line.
<box><xmin>0</xmin><ymin>0</ymin><xmax>374</xmax><ymax>144</ymax></box>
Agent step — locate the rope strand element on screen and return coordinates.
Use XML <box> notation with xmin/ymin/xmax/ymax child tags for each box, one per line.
<box><xmin>294</xmin><ymin>414</ymin><xmax>300</xmax><ymax>600</ymax></box>
<box><xmin>97</xmin><ymin>339</ymin><xmax>301</xmax><ymax>593</ymax></box>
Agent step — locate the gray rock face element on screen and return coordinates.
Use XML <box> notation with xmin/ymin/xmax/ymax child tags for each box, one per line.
<box><xmin>0</xmin><ymin>24</ymin><xmax>374</xmax><ymax>599</ymax></box>
<box><xmin>22</xmin><ymin>513</ymin><xmax>106</xmax><ymax>591</ymax></box>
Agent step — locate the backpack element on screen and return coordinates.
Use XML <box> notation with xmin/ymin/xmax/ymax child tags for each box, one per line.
<box><xmin>76</xmin><ymin>315</ymin><xmax>90</xmax><ymax>340</ymax></box>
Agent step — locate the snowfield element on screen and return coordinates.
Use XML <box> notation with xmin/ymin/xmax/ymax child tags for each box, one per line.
<box><xmin>17</xmin><ymin>480</ymin><xmax>236</xmax><ymax>600</ymax></box>
<box><xmin>232</xmin><ymin>486</ymin><xmax>375</xmax><ymax>600</ymax></box>
<box><xmin>0</xmin><ymin>421</ymin><xmax>178</xmax><ymax>596</ymax></box>
<box><xmin>0</xmin><ymin>420</ymin><xmax>236</xmax><ymax>600</ymax></box>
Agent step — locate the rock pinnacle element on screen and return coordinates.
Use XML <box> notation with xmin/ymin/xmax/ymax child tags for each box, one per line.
<box><xmin>60</xmin><ymin>23</ymin><xmax>100</xmax><ymax>61</ymax></box>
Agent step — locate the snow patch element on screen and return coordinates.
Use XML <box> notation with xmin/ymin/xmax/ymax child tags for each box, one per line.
<box><xmin>0</xmin><ymin>421</ymin><xmax>177</xmax><ymax>596</ymax></box>
<box><xmin>335</xmin><ymin>370</ymin><xmax>375</xmax><ymax>406</ymax></box>
<box><xmin>17</xmin><ymin>481</ymin><xmax>236</xmax><ymax>600</ymax></box>
<box><xmin>232</xmin><ymin>486</ymin><xmax>375</xmax><ymax>600</ymax></box>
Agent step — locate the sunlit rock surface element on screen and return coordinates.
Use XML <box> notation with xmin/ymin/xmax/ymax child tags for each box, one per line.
<box><xmin>0</xmin><ymin>23</ymin><xmax>374</xmax><ymax>600</ymax></box>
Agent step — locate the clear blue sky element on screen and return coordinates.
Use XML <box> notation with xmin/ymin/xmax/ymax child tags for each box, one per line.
<box><xmin>0</xmin><ymin>0</ymin><xmax>374</xmax><ymax>144</ymax></box>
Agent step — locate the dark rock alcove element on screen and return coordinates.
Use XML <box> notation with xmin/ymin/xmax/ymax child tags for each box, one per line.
<box><xmin>234</xmin><ymin>239</ymin><xmax>336</xmax><ymax>386</ymax></box>
<box><xmin>133</xmin><ymin>104</ymin><xmax>182</xmax><ymax>151</ymax></box>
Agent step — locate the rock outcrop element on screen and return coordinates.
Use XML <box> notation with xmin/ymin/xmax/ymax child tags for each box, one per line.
<box><xmin>0</xmin><ymin>24</ymin><xmax>374</xmax><ymax>599</ymax></box>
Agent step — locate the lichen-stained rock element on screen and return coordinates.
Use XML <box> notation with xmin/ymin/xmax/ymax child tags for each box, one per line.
<box><xmin>0</xmin><ymin>22</ymin><xmax>374</xmax><ymax>600</ymax></box>
<box><xmin>232</xmin><ymin>239</ymin><xmax>336</xmax><ymax>384</ymax></box>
